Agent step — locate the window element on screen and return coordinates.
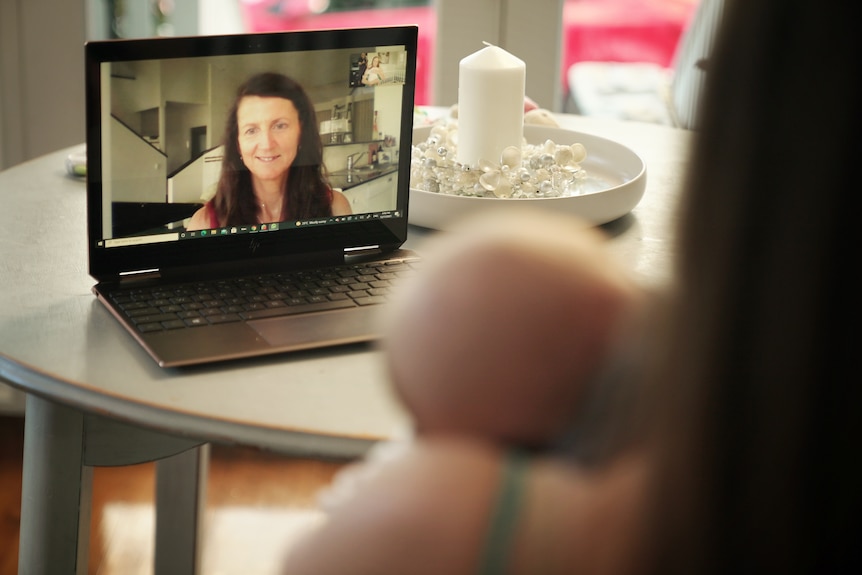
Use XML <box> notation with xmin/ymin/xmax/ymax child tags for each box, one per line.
<box><xmin>93</xmin><ymin>1</ymin><xmax>697</xmax><ymax>110</ymax></box>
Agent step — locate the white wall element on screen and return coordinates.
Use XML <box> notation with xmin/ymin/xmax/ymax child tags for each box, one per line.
<box><xmin>0</xmin><ymin>0</ymin><xmax>87</xmax><ymax>170</ymax></box>
<box><xmin>109</xmin><ymin>117</ymin><xmax>168</xmax><ymax>203</ymax></box>
<box><xmin>0</xmin><ymin>0</ymin><xmax>202</xmax><ymax>171</ymax></box>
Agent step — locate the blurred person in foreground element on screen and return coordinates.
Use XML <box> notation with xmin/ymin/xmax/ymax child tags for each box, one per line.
<box><xmin>281</xmin><ymin>0</ymin><xmax>860</xmax><ymax>572</ymax></box>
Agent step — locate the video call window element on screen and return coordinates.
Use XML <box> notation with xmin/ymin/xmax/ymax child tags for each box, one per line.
<box><xmin>100</xmin><ymin>46</ymin><xmax>408</xmax><ymax>243</ymax></box>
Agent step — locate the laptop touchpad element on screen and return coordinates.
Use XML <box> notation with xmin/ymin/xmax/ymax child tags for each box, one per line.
<box><xmin>249</xmin><ymin>307</ymin><xmax>383</xmax><ymax>349</ymax></box>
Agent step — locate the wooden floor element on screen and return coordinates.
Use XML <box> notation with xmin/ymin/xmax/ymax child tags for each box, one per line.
<box><xmin>0</xmin><ymin>415</ymin><xmax>347</xmax><ymax>574</ymax></box>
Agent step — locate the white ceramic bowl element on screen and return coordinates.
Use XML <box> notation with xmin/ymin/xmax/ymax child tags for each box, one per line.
<box><xmin>408</xmin><ymin>124</ymin><xmax>647</xmax><ymax>230</ymax></box>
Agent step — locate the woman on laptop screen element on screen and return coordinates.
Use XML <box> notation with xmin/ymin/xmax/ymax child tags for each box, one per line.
<box><xmin>362</xmin><ymin>55</ymin><xmax>386</xmax><ymax>86</ymax></box>
<box><xmin>186</xmin><ymin>72</ymin><xmax>351</xmax><ymax>231</ymax></box>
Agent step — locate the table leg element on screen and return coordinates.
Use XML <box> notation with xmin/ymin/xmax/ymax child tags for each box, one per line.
<box><xmin>17</xmin><ymin>395</ymin><xmax>210</xmax><ymax>575</ymax></box>
<box><xmin>155</xmin><ymin>444</ymin><xmax>209</xmax><ymax>575</ymax></box>
<box><xmin>18</xmin><ymin>395</ymin><xmax>92</xmax><ymax>575</ymax></box>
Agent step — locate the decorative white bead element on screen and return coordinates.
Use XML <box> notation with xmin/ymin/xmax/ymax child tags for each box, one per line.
<box><xmin>570</xmin><ymin>143</ymin><xmax>587</xmax><ymax>163</ymax></box>
<box><xmin>524</xmin><ymin>108</ymin><xmax>560</xmax><ymax>127</ymax></box>
<box><xmin>500</xmin><ymin>145</ymin><xmax>522</xmax><ymax>168</ymax></box>
<box><xmin>479</xmin><ymin>170</ymin><xmax>501</xmax><ymax>191</ymax></box>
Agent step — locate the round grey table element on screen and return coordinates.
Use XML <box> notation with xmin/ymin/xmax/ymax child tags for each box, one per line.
<box><xmin>0</xmin><ymin>112</ymin><xmax>691</xmax><ymax>574</ymax></box>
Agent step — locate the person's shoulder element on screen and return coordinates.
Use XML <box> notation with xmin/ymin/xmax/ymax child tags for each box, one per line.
<box><xmin>509</xmin><ymin>452</ymin><xmax>648</xmax><ymax>575</ymax></box>
<box><xmin>330</xmin><ymin>188</ymin><xmax>352</xmax><ymax>216</ymax></box>
<box><xmin>186</xmin><ymin>204</ymin><xmax>212</xmax><ymax>231</ymax></box>
<box><xmin>331</xmin><ymin>436</ymin><xmax>505</xmax><ymax>540</ymax></box>
<box><xmin>283</xmin><ymin>437</ymin><xmax>505</xmax><ymax>575</ymax></box>
<box><xmin>282</xmin><ymin>434</ymin><xmax>648</xmax><ymax>575</ymax></box>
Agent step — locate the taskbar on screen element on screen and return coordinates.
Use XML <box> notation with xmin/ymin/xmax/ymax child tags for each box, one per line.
<box><xmin>100</xmin><ymin>210</ymin><xmax>402</xmax><ymax>248</ymax></box>
<box><xmin>180</xmin><ymin>210</ymin><xmax>402</xmax><ymax>240</ymax></box>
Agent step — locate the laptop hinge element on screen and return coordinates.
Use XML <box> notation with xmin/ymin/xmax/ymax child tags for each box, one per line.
<box><xmin>118</xmin><ymin>268</ymin><xmax>162</xmax><ymax>284</ymax></box>
<box><xmin>343</xmin><ymin>245</ymin><xmax>383</xmax><ymax>259</ymax></box>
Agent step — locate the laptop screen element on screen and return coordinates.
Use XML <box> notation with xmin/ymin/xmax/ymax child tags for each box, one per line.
<box><xmin>85</xmin><ymin>27</ymin><xmax>417</xmax><ymax>281</ymax></box>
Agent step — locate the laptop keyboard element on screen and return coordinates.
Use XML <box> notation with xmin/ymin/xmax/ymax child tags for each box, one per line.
<box><xmin>108</xmin><ymin>256</ymin><xmax>421</xmax><ymax>333</ymax></box>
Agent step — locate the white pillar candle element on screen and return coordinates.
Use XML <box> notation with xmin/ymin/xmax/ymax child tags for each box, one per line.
<box><xmin>457</xmin><ymin>43</ymin><xmax>526</xmax><ymax>167</ymax></box>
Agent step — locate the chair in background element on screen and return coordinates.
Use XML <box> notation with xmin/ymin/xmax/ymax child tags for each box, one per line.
<box><xmin>566</xmin><ymin>0</ymin><xmax>725</xmax><ymax>129</ymax></box>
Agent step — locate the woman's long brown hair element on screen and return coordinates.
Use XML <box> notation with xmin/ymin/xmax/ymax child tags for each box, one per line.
<box><xmin>642</xmin><ymin>0</ymin><xmax>861</xmax><ymax>573</ymax></box>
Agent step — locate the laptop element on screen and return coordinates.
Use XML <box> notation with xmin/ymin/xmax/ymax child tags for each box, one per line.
<box><xmin>85</xmin><ymin>26</ymin><xmax>419</xmax><ymax>367</ymax></box>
